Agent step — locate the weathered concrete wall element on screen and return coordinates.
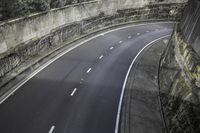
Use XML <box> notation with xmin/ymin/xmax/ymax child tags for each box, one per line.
<box><xmin>159</xmin><ymin>27</ymin><xmax>200</xmax><ymax>132</ymax></box>
<box><xmin>0</xmin><ymin>0</ymin><xmax>186</xmax><ymax>88</ymax></box>
<box><xmin>159</xmin><ymin>0</ymin><xmax>200</xmax><ymax>132</ymax></box>
<box><xmin>160</xmin><ymin>28</ymin><xmax>200</xmax><ymax>102</ymax></box>
<box><xmin>0</xmin><ymin>0</ymin><xmax>91</xmax><ymax>20</ymax></box>
<box><xmin>100</xmin><ymin>0</ymin><xmax>188</xmax><ymax>15</ymax></box>
<box><xmin>0</xmin><ymin>1</ymin><xmax>99</xmax><ymax>53</ymax></box>
<box><xmin>0</xmin><ymin>0</ymin><xmax>187</xmax><ymax>54</ymax></box>
<box><xmin>117</xmin><ymin>0</ymin><xmax>187</xmax><ymax>10</ymax></box>
<box><xmin>180</xmin><ymin>0</ymin><xmax>200</xmax><ymax>55</ymax></box>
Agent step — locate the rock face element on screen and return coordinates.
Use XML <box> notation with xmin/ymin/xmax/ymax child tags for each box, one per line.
<box><xmin>159</xmin><ymin>0</ymin><xmax>200</xmax><ymax>132</ymax></box>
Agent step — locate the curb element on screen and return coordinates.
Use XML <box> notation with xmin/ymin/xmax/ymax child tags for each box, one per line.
<box><xmin>118</xmin><ymin>35</ymin><xmax>170</xmax><ymax>133</ymax></box>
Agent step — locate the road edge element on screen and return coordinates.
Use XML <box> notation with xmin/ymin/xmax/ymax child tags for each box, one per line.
<box><xmin>114</xmin><ymin>35</ymin><xmax>171</xmax><ymax>133</ymax></box>
<box><xmin>0</xmin><ymin>22</ymin><xmax>172</xmax><ymax>105</ymax></box>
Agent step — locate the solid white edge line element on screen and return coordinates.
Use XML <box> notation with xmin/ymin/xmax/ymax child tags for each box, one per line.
<box><xmin>0</xmin><ymin>21</ymin><xmax>174</xmax><ymax>105</ymax></box>
<box><xmin>114</xmin><ymin>35</ymin><xmax>170</xmax><ymax>133</ymax></box>
<box><xmin>70</xmin><ymin>88</ymin><xmax>77</xmax><ymax>96</ymax></box>
<box><xmin>49</xmin><ymin>125</ymin><xmax>55</xmax><ymax>133</ymax></box>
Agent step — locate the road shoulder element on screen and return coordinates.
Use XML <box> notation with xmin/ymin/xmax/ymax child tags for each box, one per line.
<box><xmin>120</xmin><ymin>38</ymin><xmax>168</xmax><ymax>133</ymax></box>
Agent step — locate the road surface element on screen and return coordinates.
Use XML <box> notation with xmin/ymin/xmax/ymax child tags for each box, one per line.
<box><xmin>0</xmin><ymin>22</ymin><xmax>173</xmax><ymax>133</ymax></box>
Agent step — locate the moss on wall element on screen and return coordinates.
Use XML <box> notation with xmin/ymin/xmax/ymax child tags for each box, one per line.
<box><xmin>162</xmin><ymin>95</ymin><xmax>200</xmax><ymax>133</ymax></box>
<box><xmin>159</xmin><ymin>24</ymin><xmax>200</xmax><ymax>133</ymax></box>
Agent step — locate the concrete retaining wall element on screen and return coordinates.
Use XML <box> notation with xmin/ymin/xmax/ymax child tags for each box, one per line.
<box><xmin>0</xmin><ymin>0</ymin><xmax>187</xmax><ymax>54</ymax></box>
<box><xmin>0</xmin><ymin>0</ymin><xmax>186</xmax><ymax>86</ymax></box>
<box><xmin>0</xmin><ymin>1</ymin><xmax>99</xmax><ymax>53</ymax></box>
<box><xmin>159</xmin><ymin>26</ymin><xmax>200</xmax><ymax>132</ymax></box>
<box><xmin>180</xmin><ymin>0</ymin><xmax>200</xmax><ymax>55</ymax></box>
<box><xmin>159</xmin><ymin>1</ymin><xmax>200</xmax><ymax>130</ymax></box>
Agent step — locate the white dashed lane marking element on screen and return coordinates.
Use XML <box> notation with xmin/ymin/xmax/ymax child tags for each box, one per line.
<box><xmin>70</xmin><ymin>88</ymin><xmax>77</xmax><ymax>96</ymax></box>
<box><xmin>87</xmin><ymin>68</ymin><xmax>92</xmax><ymax>73</ymax></box>
<box><xmin>119</xmin><ymin>41</ymin><xmax>123</xmax><ymax>44</ymax></box>
<box><xmin>99</xmin><ymin>55</ymin><xmax>104</xmax><ymax>59</ymax></box>
<box><xmin>49</xmin><ymin>126</ymin><xmax>55</xmax><ymax>133</ymax></box>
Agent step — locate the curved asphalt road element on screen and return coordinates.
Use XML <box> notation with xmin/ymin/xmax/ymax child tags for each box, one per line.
<box><xmin>0</xmin><ymin>22</ymin><xmax>173</xmax><ymax>133</ymax></box>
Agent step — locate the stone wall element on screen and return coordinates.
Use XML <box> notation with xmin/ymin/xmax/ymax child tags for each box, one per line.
<box><xmin>0</xmin><ymin>0</ymin><xmax>186</xmax><ymax>88</ymax></box>
<box><xmin>159</xmin><ymin>0</ymin><xmax>200</xmax><ymax>132</ymax></box>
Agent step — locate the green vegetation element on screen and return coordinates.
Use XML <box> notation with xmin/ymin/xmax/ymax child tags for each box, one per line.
<box><xmin>0</xmin><ymin>0</ymin><xmax>90</xmax><ymax>20</ymax></box>
<box><xmin>162</xmin><ymin>95</ymin><xmax>200</xmax><ymax>133</ymax></box>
